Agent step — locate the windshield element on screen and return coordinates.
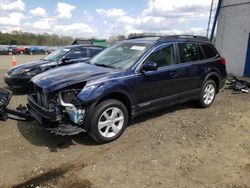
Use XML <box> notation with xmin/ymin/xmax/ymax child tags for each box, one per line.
<box><xmin>43</xmin><ymin>48</ymin><xmax>71</xmax><ymax>61</ymax></box>
<box><xmin>90</xmin><ymin>42</ymin><xmax>151</xmax><ymax>70</ymax></box>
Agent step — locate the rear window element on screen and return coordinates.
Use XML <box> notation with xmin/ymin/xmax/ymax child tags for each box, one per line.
<box><xmin>201</xmin><ymin>44</ymin><xmax>218</xmax><ymax>59</ymax></box>
<box><xmin>178</xmin><ymin>43</ymin><xmax>199</xmax><ymax>63</ymax></box>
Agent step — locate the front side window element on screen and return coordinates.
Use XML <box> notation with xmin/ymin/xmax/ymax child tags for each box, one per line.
<box><xmin>43</xmin><ymin>48</ymin><xmax>71</xmax><ymax>61</ymax></box>
<box><xmin>145</xmin><ymin>44</ymin><xmax>176</xmax><ymax>68</ymax></box>
<box><xmin>178</xmin><ymin>43</ymin><xmax>199</xmax><ymax>63</ymax></box>
<box><xmin>90</xmin><ymin>42</ymin><xmax>151</xmax><ymax>70</ymax></box>
<box><xmin>66</xmin><ymin>47</ymin><xmax>87</xmax><ymax>59</ymax></box>
<box><xmin>89</xmin><ymin>47</ymin><xmax>103</xmax><ymax>57</ymax></box>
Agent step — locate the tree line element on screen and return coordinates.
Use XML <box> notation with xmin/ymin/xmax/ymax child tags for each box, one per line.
<box><xmin>0</xmin><ymin>31</ymin><xmax>74</xmax><ymax>46</ymax></box>
<box><xmin>0</xmin><ymin>31</ymin><xmax>184</xmax><ymax>46</ymax></box>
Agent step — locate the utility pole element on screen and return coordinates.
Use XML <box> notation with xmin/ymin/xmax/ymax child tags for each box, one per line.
<box><xmin>210</xmin><ymin>0</ymin><xmax>223</xmax><ymax>41</ymax></box>
<box><xmin>206</xmin><ymin>0</ymin><xmax>215</xmax><ymax>38</ymax></box>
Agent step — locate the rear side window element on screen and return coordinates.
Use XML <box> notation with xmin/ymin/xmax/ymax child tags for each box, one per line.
<box><xmin>89</xmin><ymin>47</ymin><xmax>103</xmax><ymax>57</ymax></box>
<box><xmin>201</xmin><ymin>44</ymin><xmax>217</xmax><ymax>59</ymax></box>
<box><xmin>178</xmin><ymin>43</ymin><xmax>199</xmax><ymax>63</ymax></box>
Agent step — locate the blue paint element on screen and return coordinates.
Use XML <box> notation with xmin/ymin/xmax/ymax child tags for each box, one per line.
<box><xmin>244</xmin><ymin>33</ymin><xmax>250</xmax><ymax>77</ymax></box>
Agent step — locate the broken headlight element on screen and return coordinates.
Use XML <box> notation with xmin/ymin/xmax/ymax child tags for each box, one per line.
<box><xmin>58</xmin><ymin>88</ymin><xmax>85</xmax><ymax>125</ymax></box>
<box><xmin>60</xmin><ymin>89</ymin><xmax>81</xmax><ymax>104</ymax></box>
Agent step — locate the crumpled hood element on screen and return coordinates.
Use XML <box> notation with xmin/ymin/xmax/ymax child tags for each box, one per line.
<box><xmin>32</xmin><ymin>63</ymin><xmax>115</xmax><ymax>93</ymax></box>
<box><xmin>8</xmin><ymin>59</ymin><xmax>52</xmax><ymax>74</ymax></box>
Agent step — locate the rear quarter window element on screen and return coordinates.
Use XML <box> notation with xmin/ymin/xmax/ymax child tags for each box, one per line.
<box><xmin>201</xmin><ymin>44</ymin><xmax>218</xmax><ymax>59</ymax></box>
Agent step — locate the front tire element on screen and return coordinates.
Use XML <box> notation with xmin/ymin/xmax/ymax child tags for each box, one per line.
<box><xmin>89</xmin><ymin>99</ymin><xmax>128</xmax><ymax>143</ymax></box>
<box><xmin>198</xmin><ymin>79</ymin><xmax>217</xmax><ymax>108</ymax></box>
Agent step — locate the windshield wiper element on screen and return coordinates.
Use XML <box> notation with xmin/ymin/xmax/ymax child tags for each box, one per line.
<box><xmin>95</xmin><ymin>63</ymin><xmax>116</xmax><ymax>69</ymax></box>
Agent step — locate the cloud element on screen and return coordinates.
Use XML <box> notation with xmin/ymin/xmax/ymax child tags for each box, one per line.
<box><xmin>52</xmin><ymin>23</ymin><xmax>97</xmax><ymax>38</ymax></box>
<box><xmin>96</xmin><ymin>8</ymin><xmax>126</xmax><ymax>17</ymax></box>
<box><xmin>0</xmin><ymin>0</ymin><xmax>25</xmax><ymax>12</ymax></box>
<box><xmin>83</xmin><ymin>10</ymin><xmax>93</xmax><ymax>23</ymax></box>
<box><xmin>0</xmin><ymin>0</ymin><xmax>212</xmax><ymax>38</ymax></box>
<box><xmin>0</xmin><ymin>12</ymin><xmax>25</xmax><ymax>26</ymax></box>
<box><xmin>143</xmin><ymin>0</ymin><xmax>211</xmax><ymax>19</ymax></box>
<box><xmin>96</xmin><ymin>0</ymin><xmax>212</xmax><ymax>37</ymax></box>
<box><xmin>55</xmin><ymin>2</ymin><xmax>76</xmax><ymax>19</ymax></box>
<box><xmin>32</xmin><ymin>18</ymin><xmax>55</xmax><ymax>30</ymax></box>
<box><xmin>30</xmin><ymin>7</ymin><xmax>47</xmax><ymax>17</ymax></box>
<box><xmin>54</xmin><ymin>23</ymin><xmax>95</xmax><ymax>33</ymax></box>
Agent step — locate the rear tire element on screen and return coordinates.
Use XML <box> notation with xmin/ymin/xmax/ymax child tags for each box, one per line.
<box><xmin>89</xmin><ymin>99</ymin><xmax>128</xmax><ymax>144</ymax></box>
<box><xmin>198</xmin><ymin>79</ymin><xmax>217</xmax><ymax>108</ymax></box>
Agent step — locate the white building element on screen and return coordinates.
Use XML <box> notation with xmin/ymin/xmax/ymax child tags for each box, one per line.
<box><xmin>216</xmin><ymin>0</ymin><xmax>250</xmax><ymax>76</ymax></box>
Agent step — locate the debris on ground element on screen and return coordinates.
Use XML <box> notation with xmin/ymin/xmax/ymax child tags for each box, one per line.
<box><xmin>226</xmin><ymin>76</ymin><xmax>250</xmax><ymax>93</ymax></box>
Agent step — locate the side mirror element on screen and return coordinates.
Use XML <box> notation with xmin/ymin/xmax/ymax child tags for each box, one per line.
<box><xmin>141</xmin><ymin>61</ymin><xmax>158</xmax><ymax>72</ymax></box>
<box><xmin>60</xmin><ymin>57</ymin><xmax>70</xmax><ymax>64</ymax></box>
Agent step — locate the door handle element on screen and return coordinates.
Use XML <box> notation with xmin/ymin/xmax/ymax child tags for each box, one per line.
<box><xmin>170</xmin><ymin>71</ymin><xmax>179</xmax><ymax>78</ymax></box>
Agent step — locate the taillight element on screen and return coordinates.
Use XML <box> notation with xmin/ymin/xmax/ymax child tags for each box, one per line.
<box><xmin>220</xmin><ymin>57</ymin><xmax>226</xmax><ymax>65</ymax></box>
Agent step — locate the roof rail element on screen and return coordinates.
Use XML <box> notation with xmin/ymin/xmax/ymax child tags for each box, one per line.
<box><xmin>160</xmin><ymin>35</ymin><xmax>209</xmax><ymax>41</ymax></box>
<box><xmin>127</xmin><ymin>35</ymin><xmax>209</xmax><ymax>41</ymax></box>
<box><xmin>127</xmin><ymin>35</ymin><xmax>160</xmax><ymax>40</ymax></box>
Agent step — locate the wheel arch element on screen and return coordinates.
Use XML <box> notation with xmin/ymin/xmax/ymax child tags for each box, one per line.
<box><xmin>203</xmin><ymin>72</ymin><xmax>220</xmax><ymax>93</ymax></box>
<box><xmin>95</xmin><ymin>92</ymin><xmax>132</xmax><ymax>117</ymax></box>
<box><xmin>83</xmin><ymin>91</ymin><xmax>133</xmax><ymax>132</ymax></box>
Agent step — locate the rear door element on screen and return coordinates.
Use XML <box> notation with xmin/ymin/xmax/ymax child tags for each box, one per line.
<box><xmin>177</xmin><ymin>42</ymin><xmax>210</xmax><ymax>101</ymax></box>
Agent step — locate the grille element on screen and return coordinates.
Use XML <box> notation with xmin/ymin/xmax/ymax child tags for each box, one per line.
<box><xmin>33</xmin><ymin>85</ymin><xmax>51</xmax><ymax>109</ymax></box>
<box><xmin>36</xmin><ymin>91</ymin><xmax>49</xmax><ymax>109</ymax></box>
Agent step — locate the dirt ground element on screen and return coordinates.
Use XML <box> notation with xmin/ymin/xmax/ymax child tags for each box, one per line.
<box><xmin>0</xmin><ymin>55</ymin><xmax>249</xmax><ymax>188</ymax></box>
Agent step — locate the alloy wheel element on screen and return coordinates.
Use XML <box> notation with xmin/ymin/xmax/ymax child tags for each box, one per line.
<box><xmin>98</xmin><ymin>107</ymin><xmax>124</xmax><ymax>138</ymax></box>
<box><xmin>203</xmin><ymin>83</ymin><xmax>215</xmax><ymax>105</ymax></box>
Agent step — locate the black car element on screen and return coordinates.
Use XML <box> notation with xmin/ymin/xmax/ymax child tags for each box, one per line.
<box><xmin>0</xmin><ymin>46</ymin><xmax>10</xmax><ymax>55</ymax></box>
<box><xmin>4</xmin><ymin>45</ymin><xmax>105</xmax><ymax>89</ymax></box>
<box><xmin>0</xmin><ymin>35</ymin><xmax>227</xmax><ymax>144</ymax></box>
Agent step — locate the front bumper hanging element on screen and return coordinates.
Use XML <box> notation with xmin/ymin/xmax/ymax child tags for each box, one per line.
<box><xmin>0</xmin><ymin>88</ymin><xmax>85</xmax><ymax>136</ymax></box>
<box><xmin>0</xmin><ymin>88</ymin><xmax>31</xmax><ymax>121</ymax></box>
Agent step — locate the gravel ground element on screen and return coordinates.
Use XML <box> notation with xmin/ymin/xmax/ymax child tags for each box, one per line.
<box><xmin>0</xmin><ymin>55</ymin><xmax>249</xmax><ymax>188</ymax></box>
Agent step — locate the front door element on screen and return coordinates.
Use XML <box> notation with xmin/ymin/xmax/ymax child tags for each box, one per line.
<box><xmin>134</xmin><ymin>43</ymin><xmax>181</xmax><ymax>111</ymax></box>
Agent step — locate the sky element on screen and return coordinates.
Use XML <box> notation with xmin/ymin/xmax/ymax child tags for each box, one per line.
<box><xmin>0</xmin><ymin>0</ymin><xmax>217</xmax><ymax>39</ymax></box>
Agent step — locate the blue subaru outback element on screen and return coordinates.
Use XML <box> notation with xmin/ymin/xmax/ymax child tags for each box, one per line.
<box><xmin>26</xmin><ymin>35</ymin><xmax>227</xmax><ymax>143</ymax></box>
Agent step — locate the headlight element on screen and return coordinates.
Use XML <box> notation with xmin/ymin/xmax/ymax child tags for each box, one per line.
<box><xmin>12</xmin><ymin>69</ymin><xmax>32</xmax><ymax>75</ymax></box>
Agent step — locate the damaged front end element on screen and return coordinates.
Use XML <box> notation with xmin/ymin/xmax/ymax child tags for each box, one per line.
<box><xmin>27</xmin><ymin>84</ymin><xmax>87</xmax><ymax>135</ymax></box>
<box><xmin>0</xmin><ymin>84</ymin><xmax>88</xmax><ymax>136</ymax></box>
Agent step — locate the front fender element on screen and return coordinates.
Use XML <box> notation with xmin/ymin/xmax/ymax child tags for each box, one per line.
<box><xmin>76</xmin><ymin>79</ymin><xmax>133</xmax><ymax>104</ymax></box>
